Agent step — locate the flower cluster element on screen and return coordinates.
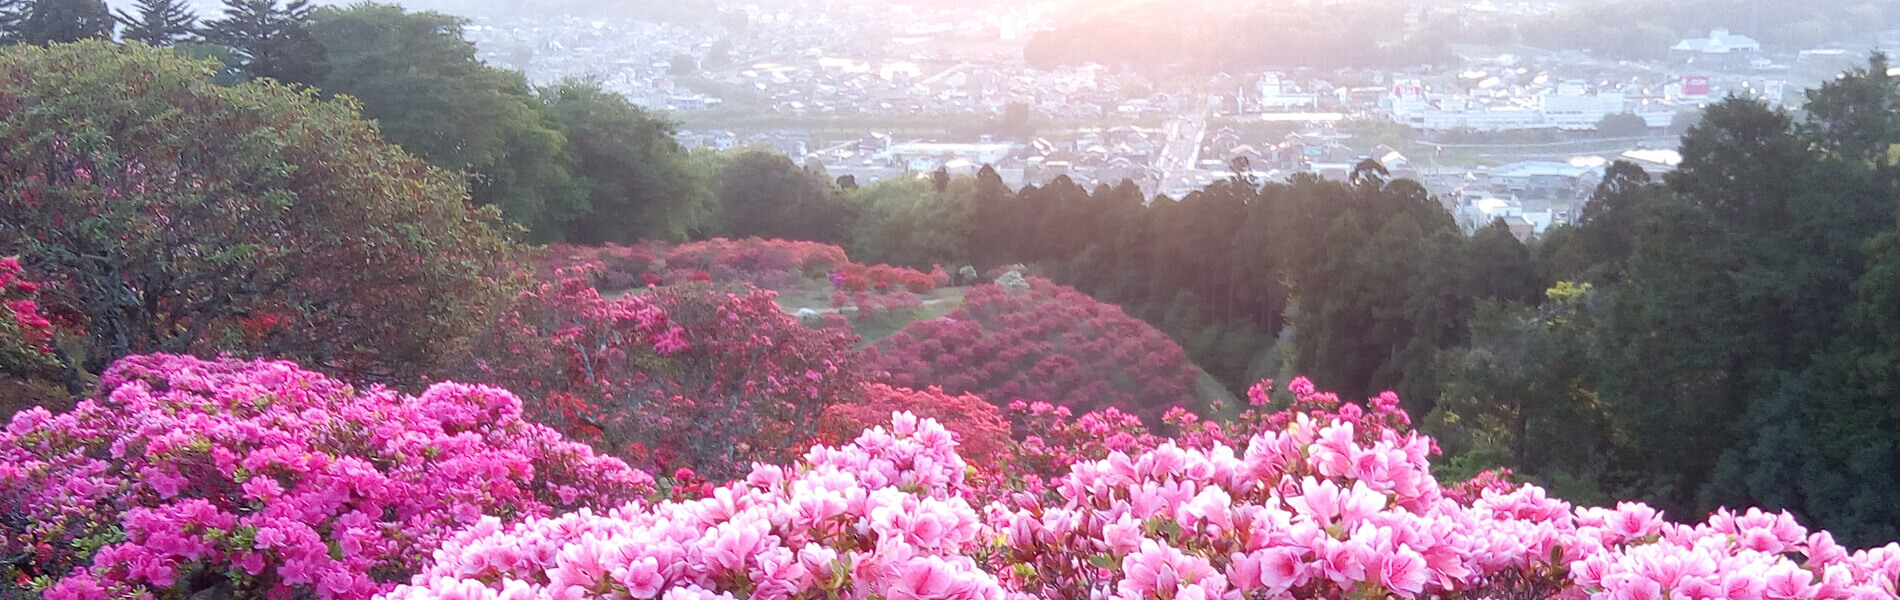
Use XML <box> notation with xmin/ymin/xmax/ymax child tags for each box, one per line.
<box><xmin>381</xmin><ymin>379</ymin><xmax>1900</xmax><ymax>600</ymax></box>
<box><xmin>987</xmin><ymin>406</ymin><xmax>1552</xmax><ymax>600</ymax></box>
<box><xmin>664</xmin><ymin>238</ymin><xmax>850</xmax><ymax>282</ymax></box>
<box><xmin>1568</xmin><ymin>505</ymin><xmax>1900</xmax><ymax>600</ymax></box>
<box><xmin>533</xmin><ymin>239</ymin><xmax>851</xmax><ymax>296</ymax></box>
<box><xmin>0</xmin><ymin>256</ymin><xmax>57</xmax><ymax>376</ymax></box>
<box><xmin>831</xmin><ymin>263</ymin><xmax>936</xmax><ymax>295</ymax></box>
<box><xmin>532</xmin><ymin>239</ymin><xmax>939</xmax><ymax>323</ymax></box>
<box><xmin>1</xmin><ymin>354</ymin><xmax>650</xmax><ymax>600</ymax></box>
<box><xmin>864</xmin><ymin>278</ymin><xmax>1199</xmax><ymax>424</ymax></box>
<box><xmin>832</xmin><ymin>289</ymin><xmax>925</xmax><ymax>321</ymax></box>
<box><xmin>986</xmin><ymin>407</ymin><xmax>1900</xmax><ymax>600</ymax></box>
<box><xmin>382</xmin><ymin>413</ymin><xmax>1007</xmax><ymax>600</ymax></box>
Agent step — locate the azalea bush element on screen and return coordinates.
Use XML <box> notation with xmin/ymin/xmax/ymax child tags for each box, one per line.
<box><xmin>532</xmin><ymin>239</ymin><xmax>938</xmax><ymax>313</ymax></box>
<box><xmin>985</xmin><ymin>407</ymin><xmax>1900</xmax><ymax>600</ymax></box>
<box><xmin>0</xmin><ymin>354</ymin><xmax>650</xmax><ymax>600</ymax></box>
<box><xmin>865</xmin><ymin>277</ymin><xmax>1200</xmax><ymax>424</ymax></box>
<box><xmin>990</xmin><ymin>377</ymin><xmax>1437</xmax><ymax>495</ymax></box>
<box><xmin>665</xmin><ymin>238</ymin><xmax>850</xmax><ymax>282</ymax></box>
<box><xmin>534</xmin><ymin>238</ymin><xmax>854</xmax><ymax>295</ymax></box>
<box><xmin>832</xmin><ymin>289</ymin><xmax>926</xmax><ymax>321</ymax></box>
<box><xmin>819</xmin><ymin>383</ymin><xmax>1012</xmax><ymax>466</ymax></box>
<box><xmin>466</xmin><ymin>269</ymin><xmax>865</xmax><ymax>479</ymax></box>
<box><xmin>535</xmin><ymin>244</ymin><xmax>666</xmax><ymax>293</ymax></box>
<box><xmin>380</xmin><ymin>412</ymin><xmax>1000</xmax><ymax>600</ymax></box>
<box><xmin>376</xmin><ymin>393</ymin><xmax>1900</xmax><ymax>600</ymax></box>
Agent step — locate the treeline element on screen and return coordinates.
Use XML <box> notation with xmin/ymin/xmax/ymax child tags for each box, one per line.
<box><xmin>823</xmin><ymin>55</ymin><xmax>1900</xmax><ymax>546</ymax></box>
<box><xmin>1022</xmin><ymin>1</ymin><xmax>1456</xmax><ymax>73</ymax></box>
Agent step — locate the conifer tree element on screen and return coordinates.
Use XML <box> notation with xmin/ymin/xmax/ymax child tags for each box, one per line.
<box><xmin>115</xmin><ymin>0</ymin><xmax>196</xmax><ymax>46</ymax></box>
<box><xmin>17</xmin><ymin>0</ymin><xmax>111</xmax><ymax>44</ymax></box>
<box><xmin>0</xmin><ymin>0</ymin><xmax>27</xmax><ymax>44</ymax></box>
<box><xmin>199</xmin><ymin>0</ymin><xmax>324</xmax><ymax>82</ymax></box>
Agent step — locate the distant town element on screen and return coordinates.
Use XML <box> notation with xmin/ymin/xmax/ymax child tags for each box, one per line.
<box><xmin>455</xmin><ymin>0</ymin><xmax>1887</xmax><ymax>241</ymax></box>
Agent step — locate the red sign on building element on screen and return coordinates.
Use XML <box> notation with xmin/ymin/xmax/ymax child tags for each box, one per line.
<box><xmin>1682</xmin><ymin>75</ymin><xmax>1711</xmax><ymax>97</ymax></box>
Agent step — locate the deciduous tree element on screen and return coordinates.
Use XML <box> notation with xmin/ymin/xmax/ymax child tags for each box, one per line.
<box><xmin>0</xmin><ymin>41</ymin><xmax>516</xmax><ymax>384</ymax></box>
<box><xmin>307</xmin><ymin>3</ymin><xmax>586</xmax><ymax>240</ymax></box>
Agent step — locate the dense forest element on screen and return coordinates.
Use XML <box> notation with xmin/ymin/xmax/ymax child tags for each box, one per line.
<box><xmin>3</xmin><ymin>6</ymin><xmax>1900</xmax><ymax>600</ymax></box>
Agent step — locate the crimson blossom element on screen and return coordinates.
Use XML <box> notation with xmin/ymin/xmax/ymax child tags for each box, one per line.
<box><xmin>0</xmin><ymin>256</ymin><xmax>56</xmax><ymax>376</ymax></box>
<box><xmin>1</xmin><ymin>354</ymin><xmax>651</xmax><ymax>600</ymax></box>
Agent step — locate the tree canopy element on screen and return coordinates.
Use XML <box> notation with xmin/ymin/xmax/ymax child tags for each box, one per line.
<box><xmin>0</xmin><ymin>41</ymin><xmax>516</xmax><ymax>384</ymax></box>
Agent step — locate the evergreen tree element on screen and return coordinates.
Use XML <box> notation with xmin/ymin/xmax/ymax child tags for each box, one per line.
<box><xmin>1574</xmin><ymin>160</ymin><xmax>1650</xmax><ymax>282</ymax></box>
<box><xmin>1468</xmin><ymin>218</ymin><xmax>1540</xmax><ymax>305</ymax></box>
<box><xmin>115</xmin><ymin>0</ymin><xmax>196</xmax><ymax>45</ymax></box>
<box><xmin>0</xmin><ymin>0</ymin><xmax>27</xmax><ymax>44</ymax></box>
<box><xmin>200</xmin><ymin>0</ymin><xmax>324</xmax><ymax>83</ymax></box>
<box><xmin>17</xmin><ymin>0</ymin><xmax>111</xmax><ymax>44</ymax></box>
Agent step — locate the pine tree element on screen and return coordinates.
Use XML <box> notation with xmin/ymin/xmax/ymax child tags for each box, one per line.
<box><xmin>199</xmin><ymin>0</ymin><xmax>324</xmax><ymax>83</ymax></box>
<box><xmin>115</xmin><ymin>0</ymin><xmax>196</xmax><ymax>46</ymax></box>
<box><xmin>17</xmin><ymin>0</ymin><xmax>112</xmax><ymax>44</ymax></box>
<box><xmin>0</xmin><ymin>0</ymin><xmax>27</xmax><ymax>44</ymax></box>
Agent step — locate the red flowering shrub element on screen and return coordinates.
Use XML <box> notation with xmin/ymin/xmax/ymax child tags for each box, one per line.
<box><xmin>833</xmin><ymin>289</ymin><xmax>925</xmax><ymax>320</ymax></box>
<box><xmin>534</xmin><ymin>243</ymin><xmax>665</xmax><ymax>292</ymax></box>
<box><xmin>0</xmin><ymin>354</ymin><xmax>649</xmax><ymax>600</ymax></box>
<box><xmin>837</xmin><ymin>262</ymin><xmax>936</xmax><ymax>294</ymax></box>
<box><xmin>0</xmin><ymin>256</ymin><xmax>56</xmax><ymax>376</ymax></box>
<box><xmin>819</xmin><ymin>383</ymin><xmax>1011</xmax><ymax>465</ymax></box>
<box><xmin>466</xmin><ymin>269</ymin><xmax>866</xmax><ymax>479</ymax></box>
<box><xmin>864</xmin><ymin>277</ymin><xmax>1199</xmax><ymax>424</ymax></box>
<box><xmin>665</xmin><ymin>237</ymin><xmax>848</xmax><ymax>279</ymax></box>
<box><xmin>533</xmin><ymin>239</ymin><xmax>942</xmax><ymax>324</ymax></box>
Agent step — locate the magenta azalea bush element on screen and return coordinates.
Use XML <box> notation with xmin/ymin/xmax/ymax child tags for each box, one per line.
<box><xmin>866</xmin><ymin>278</ymin><xmax>1200</xmax><ymax>424</ymax></box>
<box><xmin>0</xmin><ymin>354</ymin><xmax>652</xmax><ymax>600</ymax></box>
<box><xmin>385</xmin><ymin>411</ymin><xmax>1900</xmax><ymax>600</ymax></box>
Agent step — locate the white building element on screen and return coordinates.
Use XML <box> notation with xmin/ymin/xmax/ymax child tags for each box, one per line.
<box><xmin>1386</xmin><ymin>80</ymin><xmax>1630</xmax><ymax>131</ymax></box>
<box><xmin>886</xmin><ymin>142</ymin><xmax>1020</xmax><ymax>171</ymax></box>
<box><xmin>1541</xmin><ymin>82</ymin><xmax>1626</xmax><ymax>129</ymax></box>
<box><xmin>1672</xmin><ymin>29</ymin><xmax>1763</xmax><ymax>55</ymax></box>
<box><xmin>1252</xmin><ymin>73</ymin><xmax>1319</xmax><ymax>111</ymax></box>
